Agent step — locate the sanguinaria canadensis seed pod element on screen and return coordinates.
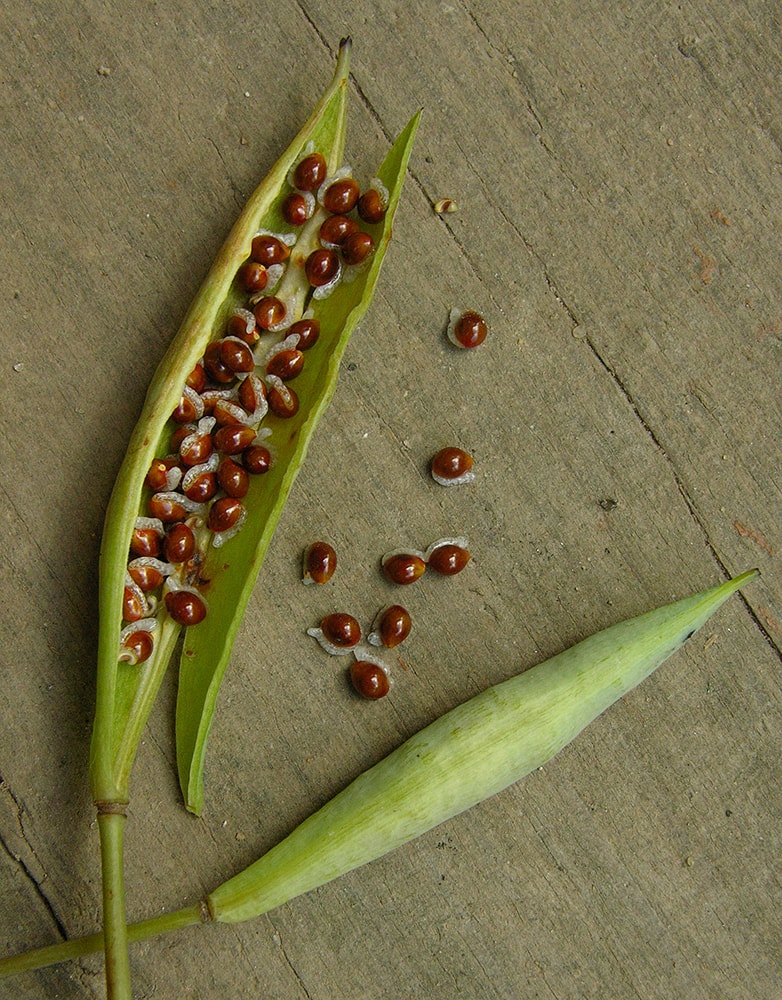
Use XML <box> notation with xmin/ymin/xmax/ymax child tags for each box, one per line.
<box><xmin>447</xmin><ymin>309</ymin><xmax>488</xmax><ymax>349</ymax></box>
<box><xmin>302</xmin><ymin>541</ymin><xmax>337</xmax><ymax>585</ymax></box>
<box><xmin>368</xmin><ymin>605</ymin><xmax>412</xmax><ymax>648</ymax></box>
<box><xmin>430</xmin><ymin>447</ymin><xmax>475</xmax><ymax>486</ymax></box>
<box><xmin>350</xmin><ymin>659</ymin><xmax>390</xmax><ymax>699</ymax></box>
<box><xmin>382</xmin><ymin>551</ymin><xmax>427</xmax><ymax>585</ymax></box>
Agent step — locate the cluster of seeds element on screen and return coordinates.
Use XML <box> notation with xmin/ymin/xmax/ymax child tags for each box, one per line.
<box><xmin>119</xmin><ymin>149</ymin><xmax>389</xmax><ymax>666</ymax></box>
<box><xmin>381</xmin><ymin>537</ymin><xmax>471</xmax><ymax>585</ymax></box>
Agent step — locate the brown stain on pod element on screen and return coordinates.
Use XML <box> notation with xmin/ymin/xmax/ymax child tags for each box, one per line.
<box><xmin>213</xmin><ymin>423</ymin><xmax>256</xmax><ymax>455</ymax></box>
<box><xmin>349</xmin><ymin>661</ymin><xmax>390</xmax><ymax>699</ymax></box>
<box><xmin>341</xmin><ymin>231</ymin><xmax>375</xmax><ymax>266</ymax></box>
<box><xmin>376</xmin><ymin>605</ymin><xmax>411</xmax><ymax>648</ymax></box>
<box><xmin>321</xmin><ymin>612</ymin><xmax>361</xmax><ymax>648</ymax></box>
<box><xmin>382</xmin><ymin>553</ymin><xmax>426</xmax><ymax>585</ymax></box>
<box><xmin>293</xmin><ymin>152</ymin><xmax>327</xmax><ymax>191</ymax></box>
<box><xmin>208</xmin><ymin>497</ymin><xmax>245</xmax><ymax>533</ymax></box>
<box><xmin>238</xmin><ymin>260</ymin><xmax>269</xmax><ymax>294</ymax></box>
<box><xmin>303</xmin><ymin>541</ymin><xmax>337</xmax><ymax>584</ymax></box>
<box><xmin>288</xmin><ymin>317</ymin><xmax>320</xmax><ymax>350</ymax></box>
<box><xmin>243</xmin><ymin>444</ymin><xmax>272</xmax><ymax>474</ymax></box>
<box><xmin>427</xmin><ymin>543</ymin><xmax>470</xmax><ymax>576</ymax></box>
<box><xmin>250</xmin><ymin>234</ymin><xmax>291</xmax><ymax>266</ymax></box>
<box><xmin>164</xmin><ymin>523</ymin><xmax>196</xmax><ymax>563</ymax></box>
<box><xmin>165</xmin><ymin>590</ymin><xmax>207</xmax><ymax>626</ymax></box>
<box><xmin>322</xmin><ymin>176</ymin><xmax>360</xmax><ymax>214</ymax></box>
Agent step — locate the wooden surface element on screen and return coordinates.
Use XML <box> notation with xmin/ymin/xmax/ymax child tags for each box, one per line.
<box><xmin>1</xmin><ymin>2</ymin><xmax>779</xmax><ymax>997</ymax></box>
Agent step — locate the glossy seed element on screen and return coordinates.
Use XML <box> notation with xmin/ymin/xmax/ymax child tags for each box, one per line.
<box><xmin>120</xmin><ymin>629</ymin><xmax>154</xmax><ymax>665</ymax></box>
<box><xmin>208</xmin><ymin>497</ymin><xmax>245</xmax><ymax>533</ymax></box>
<box><xmin>225</xmin><ymin>310</ymin><xmax>259</xmax><ymax>345</ymax></box>
<box><xmin>145</xmin><ymin>458</ymin><xmax>176</xmax><ymax>492</ymax></box>
<box><xmin>250</xmin><ymin>234</ymin><xmax>291</xmax><ymax>267</ymax></box>
<box><xmin>238</xmin><ymin>260</ymin><xmax>269</xmax><ymax>294</ymax></box>
<box><xmin>171</xmin><ymin>393</ymin><xmax>198</xmax><ymax>424</ymax></box>
<box><xmin>349</xmin><ymin>660</ymin><xmax>390</xmax><ymax>699</ymax></box>
<box><xmin>287</xmin><ymin>317</ymin><xmax>320</xmax><ymax>350</ymax></box>
<box><xmin>185</xmin><ymin>363</ymin><xmax>207</xmax><ymax>392</ymax></box>
<box><xmin>374</xmin><ymin>605</ymin><xmax>412</xmax><ymax>648</ymax></box>
<box><xmin>382</xmin><ymin>552</ymin><xmax>427</xmax><ymax>585</ymax></box>
<box><xmin>430</xmin><ymin>447</ymin><xmax>474</xmax><ymax>486</ymax></box>
<box><xmin>319</xmin><ymin>214</ymin><xmax>359</xmax><ymax>247</ymax></box>
<box><xmin>427</xmin><ymin>542</ymin><xmax>471</xmax><ymax>576</ymax></box>
<box><xmin>147</xmin><ymin>494</ymin><xmax>187</xmax><ymax>523</ymax></box>
<box><xmin>182</xmin><ymin>471</ymin><xmax>218</xmax><ymax>503</ymax></box>
<box><xmin>341</xmin><ymin>230</ymin><xmax>375</xmax><ymax>265</ymax></box>
<box><xmin>322</xmin><ymin>176</ymin><xmax>360</xmax><ymax>214</ymax></box>
<box><xmin>128</xmin><ymin>563</ymin><xmax>166</xmax><ymax>593</ymax></box>
<box><xmin>253</xmin><ymin>296</ymin><xmax>287</xmax><ymax>330</ymax></box>
<box><xmin>266</xmin><ymin>348</ymin><xmax>304</xmax><ymax>381</ymax></box>
<box><xmin>179</xmin><ymin>431</ymin><xmax>213</xmax><ymax>467</ymax></box>
<box><xmin>448</xmin><ymin>309</ymin><xmax>487</xmax><ymax>349</ymax></box>
<box><xmin>242</xmin><ymin>444</ymin><xmax>272</xmax><ymax>474</ymax></box>
<box><xmin>213</xmin><ymin>423</ymin><xmax>257</xmax><ymax>455</ymax></box>
<box><xmin>130</xmin><ymin>526</ymin><xmax>163</xmax><ymax>559</ymax></box>
<box><xmin>302</xmin><ymin>541</ymin><xmax>337</xmax><ymax>585</ymax></box>
<box><xmin>217</xmin><ymin>457</ymin><xmax>249</xmax><ymax>498</ymax></box>
<box><xmin>305</xmin><ymin>248</ymin><xmax>340</xmax><ymax>287</ymax></box>
<box><xmin>357</xmin><ymin>187</ymin><xmax>387</xmax><ymax>224</ymax></box>
<box><xmin>281</xmin><ymin>191</ymin><xmax>312</xmax><ymax>225</ymax></box>
<box><xmin>266</xmin><ymin>381</ymin><xmax>299</xmax><ymax>418</ymax></box>
<box><xmin>293</xmin><ymin>152</ymin><xmax>328</xmax><ymax>191</ymax></box>
<box><xmin>203</xmin><ymin>342</ymin><xmax>237</xmax><ymax>384</ymax></box>
<box><xmin>122</xmin><ymin>586</ymin><xmax>146</xmax><ymax>622</ymax></box>
<box><xmin>321</xmin><ymin>612</ymin><xmax>361</xmax><ymax>648</ymax></box>
<box><xmin>163</xmin><ymin>523</ymin><xmax>195</xmax><ymax>563</ymax></box>
<box><xmin>219</xmin><ymin>338</ymin><xmax>255</xmax><ymax>374</ymax></box>
<box><xmin>237</xmin><ymin>373</ymin><xmax>267</xmax><ymax>413</ymax></box>
<box><xmin>165</xmin><ymin>589</ymin><xmax>207</xmax><ymax>626</ymax></box>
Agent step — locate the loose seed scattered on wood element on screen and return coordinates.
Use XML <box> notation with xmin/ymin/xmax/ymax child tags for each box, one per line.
<box><xmin>430</xmin><ymin>447</ymin><xmax>474</xmax><ymax>486</ymax></box>
<box><xmin>302</xmin><ymin>541</ymin><xmax>337</xmax><ymax>585</ymax></box>
<box><xmin>447</xmin><ymin>308</ymin><xmax>488</xmax><ymax>349</ymax></box>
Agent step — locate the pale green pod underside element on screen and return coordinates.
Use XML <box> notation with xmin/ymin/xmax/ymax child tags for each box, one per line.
<box><xmin>209</xmin><ymin>571</ymin><xmax>756</xmax><ymax>923</ymax></box>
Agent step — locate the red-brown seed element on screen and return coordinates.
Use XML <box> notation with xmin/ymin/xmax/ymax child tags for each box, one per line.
<box><xmin>287</xmin><ymin>317</ymin><xmax>320</xmax><ymax>350</ymax></box>
<box><xmin>171</xmin><ymin>393</ymin><xmax>198</xmax><ymax>424</ymax></box>
<box><xmin>431</xmin><ymin>447</ymin><xmax>473</xmax><ymax>482</ymax></box>
<box><xmin>267</xmin><ymin>382</ymin><xmax>299</xmax><ymax>418</ymax></box>
<box><xmin>148</xmin><ymin>494</ymin><xmax>187</xmax><ymax>523</ymax></box>
<box><xmin>350</xmin><ymin>661</ymin><xmax>390</xmax><ymax>699</ymax></box>
<box><xmin>266</xmin><ymin>348</ymin><xmax>304</xmax><ymax>381</ymax></box>
<box><xmin>212</xmin><ymin>398</ymin><xmax>244</xmax><ymax>427</ymax></box>
<box><xmin>122</xmin><ymin>630</ymin><xmax>154</xmax><ymax>665</ymax></box>
<box><xmin>128</xmin><ymin>564</ymin><xmax>165</xmax><ymax>593</ymax></box>
<box><xmin>225</xmin><ymin>311</ymin><xmax>259</xmax><ymax>344</ymax></box>
<box><xmin>357</xmin><ymin>188</ymin><xmax>387</xmax><ymax>224</ymax></box>
<box><xmin>427</xmin><ymin>543</ymin><xmax>471</xmax><ymax>576</ymax></box>
<box><xmin>145</xmin><ymin>458</ymin><xmax>176</xmax><ymax>492</ymax></box>
<box><xmin>179</xmin><ymin>432</ymin><xmax>213</xmax><ymax>467</ymax></box>
<box><xmin>164</xmin><ymin>523</ymin><xmax>195</xmax><ymax>563</ymax></box>
<box><xmin>303</xmin><ymin>541</ymin><xmax>337</xmax><ymax>584</ymax></box>
<box><xmin>305</xmin><ymin>248</ymin><xmax>339</xmax><ymax>288</ymax></box>
<box><xmin>321</xmin><ymin>612</ymin><xmax>361</xmax><ymax>648</ymax></box>
<box><xmin>219</xmin><ymin>338</ymin><xmax>255</xmax><ymax>374</ymax></box>
<box><xmin>250</xmin><ymin>234</ymin><xmax>291</xmax><ymax>267</ymax></box>
<box><xmin>169</xmin><ymin>426</ymin><xmax>193</xmax><ymax>452</ymax></box>
<box><xmin>281</xmin><ymin>191</ymin><xmax>311</xmax><ymax>226</ymax></box>
<box><xmin>213</xmin><ymin>423</ymin><xmax>256</xmax><ymax>455</ymax></box>
<box><xmin>376</xmin><ymin>605</ymin><xmax>412</xmax><ymax>648</ymax></box>
<box><xmin>203</xmin><ymin>342</ymin><xmax>236</xmax><ymax>384</ymax></box>
<box><xmin>451</xmin><ymin>310</ymin><xmax>487</xmax><ymax>349</ymax></box>
<box><xmin>130</xmin><ymin>527</ymin><xmax>162</xmax><ymax>559</ymax></box>
<box><xmin>217</xmin><ymin>457</ymin><xmax>249</xmax><ymax>498</ymax></box>
<box><xmin>182</xmin><ymin>472</ymin><xmax>217</xmax><ymax>503</ymax></box>
<box><xmin>319</xmin><ymin>214</ymin><xmax>358</xmax><ymax>246</ymax></box>
<box><xmin>322</xmin><ymin>176</ymin><xmax>360</xmax><ymax>214</ymax></box>
<box><xmin>341</xmin><ymin>230</ymin><xmax>375</xmax><ymax>266</ymax></box>
<box><xmin>208</xmin><ymin>496</ymin><xmax>245</xmax><ymax>533</ymax></box>
<box><xmin>165</xmin><ymin>589</ymin><xmax>207</xmax><ymax>626</ymax></box>
<box><xmin>185</xmin><ymin>363</ymin><xmax>207</xmax><ymax>393</ymax></box>
<box><xmin>382</xmin><ymin>553</ymin><xmax>426</xmax><ymax>585</ymax></box>
<box><xmin>253</xmin><ymin>296</ymin><xmax>287</xmax><ymax>330</ymax></box>
<box><xmin>242</xmin><ymin>444</ymin><xmax>272</xmax><ymax>474</ymax></box>
<box><xmin>293</xmin><ymin>152</ymin><xmax>327</xmax><ymax>191</ymax></box>
<box><xmin>238</xmin><ymin>260</ymin><xmax>269</xmax><ymax>294</ymax></box>
<box><xmin>122</xmin><ymin>586</ymin><xmax>146</xmax><ymax>622</ymax></box>
<box><xmin>237</xmin><ymin>374</ymin><xmax>266</xmax><ymax>413</ymax></box>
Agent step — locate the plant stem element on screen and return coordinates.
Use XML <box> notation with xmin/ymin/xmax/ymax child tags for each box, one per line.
<box><xmin>0</xmin><ymin>905</ymin><xmax>205</xmax><ymax>978</ymax></box>
<box><xmin>97</xmin><ymin>810</ymin><xmax>131</xmax><ymax>999</ymax></box>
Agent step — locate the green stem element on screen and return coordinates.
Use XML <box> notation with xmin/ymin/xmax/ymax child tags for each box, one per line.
<box><xmin>97</xmin><ymin>811</ymin><xmax>131</xmax><ymax>999</ymax></box>
<box><xmin>0</xmin><ymin>905</ymin><xmax>204</xmax><ymax>979</ymax></box>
